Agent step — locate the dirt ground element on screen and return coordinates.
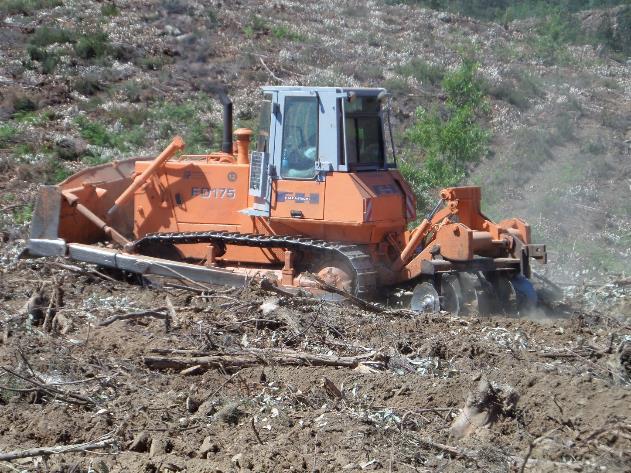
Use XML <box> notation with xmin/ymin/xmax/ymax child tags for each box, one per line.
<box><xmin>0</xmin><ymin>1</ymin><xmax>630</xmax><ymax>471</ymax></box>
<box><xmin>0</xmin><ymin>240</ymin><xmax>629</xmax><ymax>472</ymax></box>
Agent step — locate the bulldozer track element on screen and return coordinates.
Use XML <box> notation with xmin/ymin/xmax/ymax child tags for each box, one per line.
<box><xmin>131</xmin><ymin>231</ymin><xmax>378</xmax><ymax>297</ymax></box>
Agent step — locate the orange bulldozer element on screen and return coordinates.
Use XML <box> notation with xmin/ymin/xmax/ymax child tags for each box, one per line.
<box><xmin>27</xmin><ymin>87</ymin><xmax>546</xmax><ymax>315</ymax></box>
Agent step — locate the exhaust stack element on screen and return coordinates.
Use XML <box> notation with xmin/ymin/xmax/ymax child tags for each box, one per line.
<box><xmin>219</xmin><ymin>93</ymin><xmax>233</xmax><ymax>154</ymax></box>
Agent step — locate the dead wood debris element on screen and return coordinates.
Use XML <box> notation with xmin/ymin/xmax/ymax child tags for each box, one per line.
<box><xmin>450</xmin><ymin>378</ymin><xmax>519</xmax><ymax>439</ymax></box>
<box><xmin>0</xmin><ymin>436</ymin><xmax>115</xmax><ymax>461</ymax></box>
<box><xmin>0</xmin><ymin>366</ymin><xmax>95</xmax><ymax>407</ymax></box>
<box><xmin>98</xmin><ymin>308</ymin><xmax>171</xmax><ymax>332</ymax></box>
<box><xmin>144</xmin><ymin>347</ymin><xmax>378</xmax><ymax>372</ymax></box>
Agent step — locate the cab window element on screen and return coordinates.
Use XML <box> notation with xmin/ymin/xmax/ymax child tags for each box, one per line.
<box><xmin>344</xmin><ymin>96</ymin><xmax>385</xmax><ymax>169</ymax></box>
<box><xmin>256</xmin><ymin>94</ymin><xmax>272</xmax><ymax>153</ymax></box>
<box><xmin>281</xmin><ymin>96</ymin><xmax>318</xmax><ymax>179</ymax></box>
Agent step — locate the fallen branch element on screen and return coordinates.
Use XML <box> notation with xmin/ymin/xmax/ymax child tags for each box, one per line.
<box><xmin>0</xmin><ymin>437</ymin><xmax>115</xmax><ymax>461</ymax></box>
<box><xmin>98</xmin><ymin>308</ymin><xmax>169</xmax><ymax>328</ymax></box>
<box><xmin>259</xmin><ymin>57</ymin><xmax>284</xmax><ymax>83</ymax></box>
<box><xmin>144</xmin><ymin>347</ymin><xmax>375</xmax><ymax>372</ymax></box>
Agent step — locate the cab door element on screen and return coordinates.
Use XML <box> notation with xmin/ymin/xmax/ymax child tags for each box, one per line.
<box><xmin>271</xmin><ymin>92</ymin><xmax>326</xmax><ymax>220</ymax></box>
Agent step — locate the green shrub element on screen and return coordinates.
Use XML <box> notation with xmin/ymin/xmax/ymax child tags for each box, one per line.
<box><xmin>137</xmin><ymin>55</ymin><xmax>167</xmax><ymax>71</ymax></box>
<box><xmin>396</xmin><ymin>58</ymin><xmax>444</xmax><ymax>86</ymax></box>
<box><xmin>162</xmin><ymin>0</ymin><xmax>191</xmax><ymax>15</ymax></box>
<box><xmin>73</xmin><ymin>77</ymin><xmax>105</xmax><ymax>96</ymax></box>
<box><xmin>206</xmin><ymin>8</ymin><xmax>220</xmax><ymax>26</ymax></box>
<box><xmin>582</xmin><ymin>138</ymin><xmax>606</xmax><ymax>155</ymax></box>
<box><xmin>43</xmin><ymin>158</ymin><xmax>73</xmax><ymax>184</ymax></box>
<box><xmin>441</xmin><ymin>58</ymin><xmax>488</xmax><ymax>110</ymax></box>
<box><xmin>406</xmin><ymin>105</ymin><xmax>489</xmax><ymax>185</ymax></box>
<box><xmin>74</xmin><ymin>31</ymin><xmax>110</xmax><ymax>60</ymax></box>
<box><xmin>12</xmin><ymin>96</ymin><xmax>37</xmax><ymax>114</ymax></box>
<box><xmin>614</xmin><ymin>7</ymin><xmax>631</xmax><ymax>55</ymax></box>
<box><xmin>12</xmin><ymin>203</ymin><xmax>33</xmax><ymax>224</ymax></box>
<box><xmin>28</xmin><ymin>45</ymin><xmax>60</xmax><ymax>74</ymax></box>
<box><xmin>592</xmin><ymin>7</ymin><xmax>631</xmax><ymax>57</ymax></box>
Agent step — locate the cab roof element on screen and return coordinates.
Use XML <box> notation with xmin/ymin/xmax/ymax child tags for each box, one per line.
<box><xmin>261</xmin><ymin>86</ymin><xmax>386</xmax><ymax>96</ymax></box>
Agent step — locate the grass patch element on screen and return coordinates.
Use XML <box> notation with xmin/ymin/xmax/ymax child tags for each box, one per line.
<box><xmin>271</xmin><ymin>25</ymin><xmax>304</xmax><ymax>42</ymax></box>
<box><xmin>100</xmin><ymin>2</ymin><xmax>119</xmax><ymax>16</ymax></box>
<box><xmin>0</xmin><ymin>125</ymin><xmax>18</xmax><ymax>147</ymax></box>
<box><xmin>12</xmin><ymin>203</ymin><xmax>33</xmax><ymax>225</ymax></box>
<box><xmin>488</xmin><ymin>69</ymin><xmax>544</xmax><ymax>110</ymax></box>
<box><xmin>75</xmin><ymin>116</ymin><xmax>114</xmax><ymax>147</ymax></box>
<box><xmin>243</xmin><ymin>15</ymin><xmax>269</xmax><ymax>38</ymax></box>
<box><xmin>30</xmin><ymin>27</ymin><xmax>74</xmax><ymax>47</ymax></box>
<box><xmin>396</xmin><ymin>58</ymin><xmax>444</xmax><ymax>86</ymax></box>
<box><xmin>390</xmin><ymin>1</ymin><xmax>628</xmax><ymax>22</ymax></box>
<box><xmin>73</xmin><ymin>95</ymin><xmax>216</xmax><ymax>155</ymax></box>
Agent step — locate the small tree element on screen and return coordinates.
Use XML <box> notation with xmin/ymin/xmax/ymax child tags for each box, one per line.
<box><xmin>401</xmin><ymin>58</ymin><xmax>490</xmax><ymax>212</ymax></box>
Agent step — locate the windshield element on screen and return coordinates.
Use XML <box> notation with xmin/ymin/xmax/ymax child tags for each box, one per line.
<box><xmin>344</xmin><ymin>95</ymin><xmax>385</xmax><ymax>168</ymax></box>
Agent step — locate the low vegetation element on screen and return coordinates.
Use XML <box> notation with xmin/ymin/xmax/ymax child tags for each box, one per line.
<box><xmin>72</xmin><ymin>95</ymin><xmax>217</xmax><ymax>158</ymax></box>
<box><xmin>0</xmin><ymin>0</ymin><xmax>62</xmax><ymax>16</ymax></box>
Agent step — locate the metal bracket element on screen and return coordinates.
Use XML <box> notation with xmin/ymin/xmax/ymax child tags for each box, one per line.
<box><xmin>315</xmin><ymin>161</ymin><xmax>334</xmax><ymax>172</ymax></box>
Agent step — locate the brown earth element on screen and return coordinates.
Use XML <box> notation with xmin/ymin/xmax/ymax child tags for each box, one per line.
<box><xmin>0</xmin><ymin>252</ymin><xmax>629</xmax><ymax>472</ymax></box>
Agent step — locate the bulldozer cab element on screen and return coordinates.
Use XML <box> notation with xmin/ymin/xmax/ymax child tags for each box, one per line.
<box><xmin>248</xmin><ymin>86</ymin><xmax>394</xmax><ymax>217</ymax></box>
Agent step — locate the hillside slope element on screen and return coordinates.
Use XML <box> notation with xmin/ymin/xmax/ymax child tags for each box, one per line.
<box><xmin>0</xmin><ymin>0</ymin><xmax>629</xmax><ymax>284</ymax></box>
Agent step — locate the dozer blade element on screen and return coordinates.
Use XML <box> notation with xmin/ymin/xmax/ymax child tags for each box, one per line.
<box><xmin>27</xmin><ymin>240</ymin><xmax>249</xmax><ymax>288</ymax></box>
